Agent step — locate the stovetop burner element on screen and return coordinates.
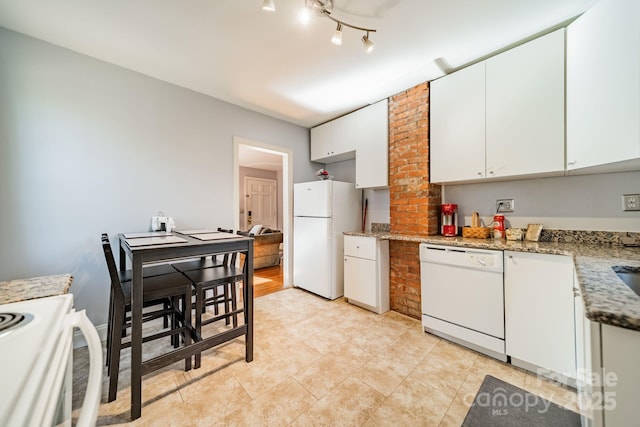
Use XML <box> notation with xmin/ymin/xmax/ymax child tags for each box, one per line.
<box><xmin>0</xmin><ymin>312</ymin><xmax>33</xmax><ymax>334</ymax></box>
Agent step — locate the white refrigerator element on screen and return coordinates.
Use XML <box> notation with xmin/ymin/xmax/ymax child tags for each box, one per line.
<box><xmin>293</xmin><ymin>180</ymin><xmax>362</xmax><ymax>299</ymax></box>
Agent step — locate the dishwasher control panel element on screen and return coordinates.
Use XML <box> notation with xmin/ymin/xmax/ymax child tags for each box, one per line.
<box><xmin>419</xmin><ymin>244</ymin><xmax>503</xmax><ymax>272</ymax></box>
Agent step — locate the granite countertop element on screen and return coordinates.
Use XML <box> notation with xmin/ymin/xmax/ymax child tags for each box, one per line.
<box><xmin>345</xmin><ymin>231</ymin><xmax>640</xmax><ymax>332</ymax></box>
<box><xmin>0</xmin><ymin>274</ymin><xmax>73</xmax><ymax>305</ymax></box>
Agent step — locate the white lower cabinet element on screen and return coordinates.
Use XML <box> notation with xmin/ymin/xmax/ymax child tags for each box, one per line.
<box><xmin>343</xmin><ymin>235</ymin><xmax>389</xmax><ymax>314</ymax></box>
<box><xmin>599</xmin><ymin>324</ymin><xmax>640</xmax><ymax>426</ymax></box>
<box><xmin>504</xmin><ymin>251</ymin><xmax>577</xmax><ymax>381</ymax></box>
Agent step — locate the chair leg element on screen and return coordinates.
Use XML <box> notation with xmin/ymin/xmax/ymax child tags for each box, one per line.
<box><xmin>108</xmin><ymin>302</ymin><xmax>125</xmax><ymax>402</ymax></box>
<box><xmin>183</xmin><ymin>290</ymin><xmax>192</xmax><ymax>371</ymax></box>
<box><xmin>212</xmin><ymin>287</ymin><xmax>219</xmax><ymax>316</ymax></box>
<box><xmin>230</xmin><ymin>281</ymin><xmax>238</xmax><ymax>328</ymax></box>
<box><xmin>195</xmin><ymin>284</ymin><xmax>203</xmax><ymax>369</ymax></box>
<box><xmin>163</xmin><ymin>299</ymin><xmax>169</xmax><ymax>329</ymax></box>
<box><xmin>223</xmin><ymin>284</ymin><xmax>231</xmax><ymax>326</ymax></box>
<box><xmin>106</xmin><ymin>288</ymin><xmax>114</xmax><ymax>370</ymax></box>
<box><xmin>172</xmin><ymin>296</ymin><xmax>180</xmax><ymax>348</ymax></box>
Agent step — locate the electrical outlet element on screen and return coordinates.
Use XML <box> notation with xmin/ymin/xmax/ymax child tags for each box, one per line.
<box><xmin>622</xmin><ymin>194</ymin><xmax>640</xmax><ymax>211</ymax></box>
<box><xmin>496</xmin><ymin>199</ymin><xmax>515</xmax><ymax>213</ymax></box>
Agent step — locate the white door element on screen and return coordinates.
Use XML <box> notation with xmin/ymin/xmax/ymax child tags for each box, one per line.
<box><xmin>293</xmin><ymin>181</ymin><xmax>331</xmax><ymax>218</ymax></box>
<box><xmin>244</xmin><ymin>177</ymin><xmax>277</xmax><ymax>230</ymax></box>
<box><xmin>293</xmin><ymin>216</ymin><xmax>332</xmax><ymax>298</ymax></box>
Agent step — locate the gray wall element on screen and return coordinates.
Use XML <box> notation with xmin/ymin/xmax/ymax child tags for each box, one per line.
<box><xmin>443</xmin><ymin>170</ymin><xmax>640</xmax><ymax>231</ymax></box>
<box><xmin>0</xmin><ymin>27</ymin><xmax>317</xmax><ymax>327</ymax></box>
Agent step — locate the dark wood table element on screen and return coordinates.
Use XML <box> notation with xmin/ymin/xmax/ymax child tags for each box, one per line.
<box><xmin>118</xmin><ymin>232</ymin><xmax>254</xmax><ymax>420</ymax></box>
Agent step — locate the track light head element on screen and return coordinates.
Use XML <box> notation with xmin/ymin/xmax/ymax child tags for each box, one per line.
<box><xmin>361</xmin><ymin>32</ymin><xmax>374</xmax><ymax>53</ymax></box>
<box><xmin>331</xmin><ymin>23</ymin><xmax>343</xmax><ymax>46</ymax></box>
<box><xmin>266</xmin><ymin>0</ymin><xmax>378</xmax><ymax>51</ymax></box>
<box><xmin>262</xmin><ymin>0</ymin><xmax>275</xmax><ymax>12</ymax></box>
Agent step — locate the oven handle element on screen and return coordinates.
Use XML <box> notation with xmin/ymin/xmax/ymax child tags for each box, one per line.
<box><xmin>70</xmin><ymin>309</ymin><xmax>103</xmax><ymax>427</ymax></box>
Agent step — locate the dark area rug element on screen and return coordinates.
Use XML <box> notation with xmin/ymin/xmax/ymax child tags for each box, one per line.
<box><xmin>461</xmin><ymin>375</ymin><xmax>581</xmax><ymax>427</ymax></box>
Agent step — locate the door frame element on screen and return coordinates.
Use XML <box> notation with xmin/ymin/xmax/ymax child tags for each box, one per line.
<box><xmin>243</xmin><ymin>176</ymin><xmax>278</xmax><ymax>231</ymax></box>
<box><xmin>233</xmin><ymin>136</ymin><xmax>293</xmax><ymax>288</ymax></box>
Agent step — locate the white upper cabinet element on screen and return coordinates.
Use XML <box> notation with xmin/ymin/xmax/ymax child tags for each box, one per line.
<box><xmin>310</xmin><ymin>99</ymin><xmax>389</xmax><ymax>188</ymax></box>
<box><xmin>486</xmin><ymin>29</ymin><xmax>565</xmax><ymax>179</ymax></box>
<box><xmin>310</xmin><ymin>119</ymin><xmax>356</xmax><ymax>163</ymax></box>
<box><xmin>430</xmin><ymin>62</ymin><xmax>486</xmax><ymax>182</ymax></box>
<box><xmin>310</xmin><ymin>122</ymin><xmax>333</xmax><ymax>161</ymax></box>
<box><xmin>566</xmin><ymin>0</ymin><xmax>640</xmax><ymax>174</ymax></box>
<box><xmin>430</xmin><ymin>29</ymin><xmax>565</xmax><ymax>184</ymax></box>
<box><xmin>355</xmin><ymin>99</ymin><xmax>389</xmax><ymax>189</ymax></box>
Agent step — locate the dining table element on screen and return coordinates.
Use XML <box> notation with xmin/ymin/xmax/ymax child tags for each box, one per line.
<box><xmin>118</xmin><ymin>230</ymin><xmax>254</xmax><ymax>420</ymax></box>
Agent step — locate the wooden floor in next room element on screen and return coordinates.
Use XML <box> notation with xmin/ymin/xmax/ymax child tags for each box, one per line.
<box><xmin>253</xmin><ymin>265</ymin><xmax>284</xmax><ymax>298</ymax></box>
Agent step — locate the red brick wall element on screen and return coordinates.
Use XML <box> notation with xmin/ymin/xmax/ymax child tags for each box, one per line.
<box><xmin>389</xmin><ymin>240</ymin><xmax>422</xmax><ymax>319</ymax></box>
<box><xmin>388</xmin><ymin>82</ymin><xmax>441</xmax><ymax>236</ymax></box>
<box><xmin>387</xmin><ymin>82</ymin><xmax>441</xmax><ymax>319</ymax></box>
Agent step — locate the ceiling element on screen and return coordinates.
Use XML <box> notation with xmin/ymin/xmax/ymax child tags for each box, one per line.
<box><xmin>239</xmin><ymin>144</ymin><xmax>284</xmax><ymax>172</ymax></box>
<box><xmin>0</xmin><ymin>0</ymin><xmax>597</xmax><ymax>128</ymax></box>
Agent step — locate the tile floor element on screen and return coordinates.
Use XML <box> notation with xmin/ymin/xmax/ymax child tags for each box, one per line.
<box><xmin>72</xmin><ymin>288</ymin><xmax>579</xmax><ymax>426</ymax></box>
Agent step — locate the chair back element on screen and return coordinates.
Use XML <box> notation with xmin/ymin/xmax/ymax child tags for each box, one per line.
<box><xmin>101</xmin><ymin>234</ymin><xmax>125</xmax><ymax>304</ymax></box>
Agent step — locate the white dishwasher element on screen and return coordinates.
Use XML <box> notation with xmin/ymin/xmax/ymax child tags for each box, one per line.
<box><xmin>420</xmin><ymin>243</ymin><xmax>506</xmax><ymax>361</ymax></box>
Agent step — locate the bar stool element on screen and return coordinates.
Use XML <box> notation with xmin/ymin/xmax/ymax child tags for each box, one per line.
<box><xmin>181</xmin><ymin>243</ymin><xmax>246</xmax><ymax>368</ymax></box>
<box><xmin>101</xmin><ymin>234</ymin><xmax>193</xmax><ymax>402</ymax></box>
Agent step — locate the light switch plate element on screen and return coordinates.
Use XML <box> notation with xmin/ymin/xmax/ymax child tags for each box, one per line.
<box><xmin>622</xmin><ymin>194</ymin><xmax>640</xmax><ymax>211</ymax></box>
<box><xmin>496</xmin><ymin>199</ymin><xmax>514</xmax><ymax>213</ymax></box>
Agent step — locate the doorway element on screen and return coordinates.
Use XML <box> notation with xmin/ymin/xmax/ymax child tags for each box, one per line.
<box><xmin>233</xmin><ymin>136</ymin><xmax>292</xmax><ymax>291</ymax></box>
<box><xmin>244</xmin><ymin>177</ymin><xmax>278</xmax><ymax>231</ymax></box>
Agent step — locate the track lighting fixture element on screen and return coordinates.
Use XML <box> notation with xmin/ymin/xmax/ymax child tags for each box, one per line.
<box><xmin>263</xmin><ymin>0</ymin><xmax>376</xmax><ymax>52</ymax></box>
<box><xmin>361</xmin><ymin>31</ymin><xmax>374</xmax><ymax>53</ymax></box>
<box><xmin>262</xmin><ymin>0</ymin><xmax>275</xmax><ymax>12</ymax></box>
<box><xmin>331</xmin><ymin>23</ymin><xmax>343</xmax><ymax>46</ymax></box>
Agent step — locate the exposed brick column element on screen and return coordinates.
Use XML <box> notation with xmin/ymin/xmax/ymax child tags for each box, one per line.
<box><xmin>389</xmin><ymin>240</ymin><xmax>422</xmax><ymax>319</ymax></box>
<box><xmin>387</xmin><ymin>82</ymin><xmax>441</xmax><ymax>319</ymax></box>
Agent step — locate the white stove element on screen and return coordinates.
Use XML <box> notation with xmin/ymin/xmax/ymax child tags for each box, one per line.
<box><xmin>0</xmin><ymin>294</ymin><xmax>102</xmax><ymax>426</ymax></box>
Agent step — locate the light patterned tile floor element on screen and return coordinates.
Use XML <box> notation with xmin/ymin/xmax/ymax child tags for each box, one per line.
<box><xmin>72</xmin><ymin>288</ymin><xmax>578</xmax><ymax>426</ymax></box>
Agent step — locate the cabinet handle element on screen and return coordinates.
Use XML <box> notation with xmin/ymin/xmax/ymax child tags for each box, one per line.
<box><xmin>567</xmin><ymin>160</ymin><xmax>576</xmax><ymax>166</ymax></box>
<box><xmin>489</xmin><ymin>170</ymin><xmax>495</xmax><ymax>175</ymax></box>
<box><xmin>477</xmin><ymin>172</ymin><xmax>483</xmax><ymax>176</ymax></box>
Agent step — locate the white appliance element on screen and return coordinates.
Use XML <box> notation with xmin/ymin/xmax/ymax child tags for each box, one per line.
<box><xmin>0</xmin><ymin>294</ymin><xmax>102</xmax><ymax>427</ymax></box>
<box><xmin>420</xmin><ymin>244</ymin><xmax>506</xmax><ymax>361</ymax></box>
<box><xmin>293</xmin><ymin>180</ymin><xmax>362</xmax><ymax>299</ymax></box>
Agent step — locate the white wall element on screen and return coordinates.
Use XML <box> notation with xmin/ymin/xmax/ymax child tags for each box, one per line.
<box><xmin>0</xmin><ymin>27</ymin><xmax>318</xmax><ymax>327</ymax></box>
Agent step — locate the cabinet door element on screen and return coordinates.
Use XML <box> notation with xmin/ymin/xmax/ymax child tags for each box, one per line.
<box><xmin>355</xmin><ymin>99</ymin><xmax>389</xmax><ymax>188</ymax></box>
<box><xmin>344</xmin><ymin>255</ymin><xmax>377</xmax><ymax>307</ymax></box>
<box><xmin>504</xmin><ymin>251</ymin><xmax>576</xmax><ymax>379</ymax></box>
<box><xmin>430</xmin><ymin>61</ymin><xmax>486</xmax><ymax>183</ymax></box>
<box><xmin>310</xmin><ymin>122</ymin><xmax>333</xmax><ymax>162</ymax></box>
<box><xmin>332</xmin><ymin>114</ymin><xmax>357</xmax><ymax>155</ymax></box>
<box><xmin>601</xmin><ymin>324</ymin><xmax>640</xmax><ymax>426</ymax></box>
<box><xmin>566</xmin><ymin>0</ymin><xmax>640</xmax><ymax>173</ymax></box>
<box><xmin>486</xmin><ymin>29</ymin><xmax>565</xmax><ymax>179</ymax></box>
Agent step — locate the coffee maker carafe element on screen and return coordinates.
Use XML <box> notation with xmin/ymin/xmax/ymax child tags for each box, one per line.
<box><xmin>441</xmin><ymin>204</ymin><xmax>458</xmax><ymax>236</ymax></box>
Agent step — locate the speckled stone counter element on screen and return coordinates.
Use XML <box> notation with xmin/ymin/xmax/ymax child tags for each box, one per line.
<box><xmin>0</xmin><ymin>274</ymin><xmax>73</xmax><ymax>305</ymax></box>
<box><xmin>345</xmin><ymin>231</ymin><xmax>640</xmax><ymax>331</ymax></box>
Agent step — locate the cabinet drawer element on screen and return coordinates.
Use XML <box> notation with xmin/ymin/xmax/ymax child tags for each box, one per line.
<box><xmin>344</xmin><ymin>236</ymin><xmax>377</xmax><ymax>260</ymax></box>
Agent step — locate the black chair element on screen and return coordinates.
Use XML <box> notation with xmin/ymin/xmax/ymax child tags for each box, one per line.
<box><xmin>101</xmin><ymin>234</ymin><xmax>193</xmax><ymax>402</ymax></box>
<box><xmin>103</xmin><ymin>235</ymin><xmax>177</xmax><ymax>371</ymax></box>
<box><xmin>181</xmin><ymin>231</ymin><xmax>246</xmax><ymax>369</ymax></box>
